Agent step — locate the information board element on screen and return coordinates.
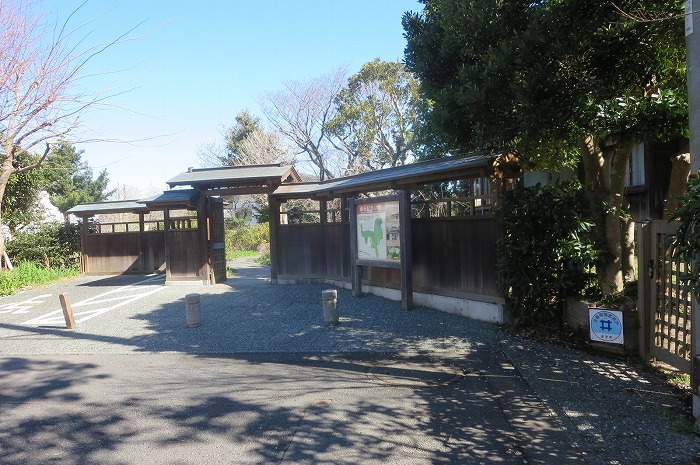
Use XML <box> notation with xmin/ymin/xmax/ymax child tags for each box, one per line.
<box><xmin>355</xmin><ymin>200</ymin><xmax>401</xmax><ymax>261</ymax></box>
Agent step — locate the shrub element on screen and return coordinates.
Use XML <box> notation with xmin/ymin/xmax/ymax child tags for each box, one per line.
<box><xmin>226</xmin><ymin>222</ymin><xmax>270</xmax><ymax>257</ymax></box>
<box><xmin>6</xmin><ymin>222</ymin><xmax>81</xmax><ymax>269</ymax></box>
<box><xmin>496</xmin><ymin>181</ymin><xmax>599</xmax><ymax>327</ymax></box>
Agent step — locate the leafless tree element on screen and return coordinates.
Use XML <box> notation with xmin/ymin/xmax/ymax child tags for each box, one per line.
<box><xmin>260</xmin><ymin>67</ymin><xmax>347</xmax><ymax>181</ymax></box>
<box><xmin>0</xmin><ymin>0</ymin><xmax>142</xmax><ymax>261</ymax></box>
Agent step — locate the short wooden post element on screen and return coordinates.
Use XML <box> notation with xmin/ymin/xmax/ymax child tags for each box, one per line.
<box><xmin>59</xmin><ymin>293</ymin><xmax>77</xmax><ymax>329</ymax></box>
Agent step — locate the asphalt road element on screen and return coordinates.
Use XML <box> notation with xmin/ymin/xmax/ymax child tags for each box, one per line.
<box><xmin>0</xmin><ymin>257</ymin><xmax>698</xmax><ymax>464</ymax></box>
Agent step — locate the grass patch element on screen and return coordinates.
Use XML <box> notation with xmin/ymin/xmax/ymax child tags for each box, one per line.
<box><xmin>0</xmin><ymin>262</ymin><xmax>79</xmax><ymax>296</ymax></box>
<box><xmin>256</xmin><ymin>253</ymin><xmax>271</xmax><ymax>266</ymax></box>
<box><xmin>672</xmin><ymin>418</ymin><xmax>700</xmax><ymax>437</ymax></box>
<box><xmin>229</xmin><ymin>250</ymin><xmax>259</xmax><ymax>259</ymax></box>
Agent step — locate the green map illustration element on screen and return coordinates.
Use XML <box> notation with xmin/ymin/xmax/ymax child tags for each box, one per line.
<box><xmin>356</xmin><ymin>200</ymin><xmax>399</xmax><ymax>261</ymax></box>
<box><xmin>360</xmin><ymin>217</ymin><xmax>384</xmax><ymax>258</ymax></box>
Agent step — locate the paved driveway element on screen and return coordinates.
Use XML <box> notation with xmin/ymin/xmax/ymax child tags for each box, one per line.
<box><xmin>0</xmin><ymin>257</ymin><xmax>698</xmax><ymax>464</ymax></box>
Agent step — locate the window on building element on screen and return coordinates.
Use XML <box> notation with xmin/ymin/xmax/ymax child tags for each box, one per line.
<box><xmin>626</xmin><ymin>143</ymin><xmax>646</xmax><ymax>187</ymax></box>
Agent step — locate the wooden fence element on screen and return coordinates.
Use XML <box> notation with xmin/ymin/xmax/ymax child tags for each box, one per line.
<box><xmin>638</xmin><ymin>220</ymin><xmax>693</xmax><ymax>372</ymax></box>
<box><xmin>275</xmin><ymin>216</ymin><xmax>501</xmax><ymax>303</ymax></box>
<box><xmin>82</xmin><ymin>230</ymin><xmax>165</xmax><ymax>274</ymax></box>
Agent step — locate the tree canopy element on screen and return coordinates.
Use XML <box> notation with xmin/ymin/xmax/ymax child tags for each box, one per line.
<box><xmin>41</xmin><ymin>141</ymin><xmax>112</xmax><ymax>216</ymax></box>
<box><xmin>403</xmin><ymin>0</ymin><xmax>688</xmax><ymax>294</ymax></box>
<box><xmin>403</xmin><ymin>0</ymin><xmax>687</xmax><ymax>168</ymax></box>
<box><xmin>327</xmin><ymin>59</ymin><xmax>425</xmax><ymax>172</ymax></box>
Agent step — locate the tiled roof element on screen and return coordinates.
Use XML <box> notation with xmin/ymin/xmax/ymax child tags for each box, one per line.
<box><xmin>166</xmin><ymin>164</ymin><xmax>300</xmax><ymax>188</ymax></box>
<box><xmin>67</xmin><ymin>200</ymin><xmax>150</xmax><ymax>215</ymax></box>
<box><xmin>67</xmin><ymin>189</ymin><xmax>200</xmax><ymax>216</ymax></box>
<box><xmin>272</xmin><ymin>153</ymin><xmax>494</xmax><ymax>199</ymax></box>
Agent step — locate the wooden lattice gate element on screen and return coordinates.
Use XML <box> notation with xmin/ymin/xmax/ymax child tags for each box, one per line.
<box><xmin>645</xmin><ymin>220</ymin><xmax>692</xmax><ymax>372</ymax></box>
<box><xmin>209</xmin><ymin>198</ymin><xmax>227</xmax><ymax>283</ymax></box>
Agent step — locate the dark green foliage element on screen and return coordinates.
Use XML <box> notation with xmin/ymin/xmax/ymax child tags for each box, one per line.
<box><xmin>2</xmin><ymin>151</ymin><xmax>45</xmax><ymax>230</ymax></box>
<box><xmin>6</xmin><ymin>222</ymin><xmax>81</xmax><ymax>269</ymax></box>
<box><xmin>224</xmin><ymin>111</ymin><xmax>262</xmax><ymax>165</ymax></box>
<box><xmin>253</xmin><ymin>204</ymin><xmax>270</xmax><ymax>223</ymax></box>
<box><xmin>670</xmin><ymin>173</ymin><xmax>700</xmax><ymax>297</ymax></box>
<box><xmin>496</xmin><ymin>181</ymin><xmax>598</xmax><ymax>326</ymax></box>
<box><xmin>327</xmin><ymin>59</ymin><xmax>425</xmax><ymax>169</ymax></box>
<box><xmin>403</xmin><ymin>0</ymin><xmax>687</xmax><ymax>167</ymax></box>
<box><xmin>42</xmin><ymin>141</ymin><xmax>113</xmax><ymax>215</ymax></box>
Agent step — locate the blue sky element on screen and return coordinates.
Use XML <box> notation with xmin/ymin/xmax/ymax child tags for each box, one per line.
<box><xmin>39</xmin><ymin>1</ymin><xmax>423</xmax><ymax>195</ymax></box>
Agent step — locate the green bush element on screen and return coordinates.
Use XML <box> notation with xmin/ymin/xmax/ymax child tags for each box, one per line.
<box><xmin>226</xmin><ymin>222</ymin><xmax>269</xmax><ymax>257</ymax></box>
<box><xmin>0</xmin><ymin>261</ymin><xmax>79</xmax><ymax>296</ymax></box>
<box><xmin>6</xmin><ymin>222</ymin><xmax>81</xmax><ymax>269</ymax></box>
<box><xmin>496</xmin><ymin>181</ymin><xmax>599</xmax><ymax>326</ymax></box>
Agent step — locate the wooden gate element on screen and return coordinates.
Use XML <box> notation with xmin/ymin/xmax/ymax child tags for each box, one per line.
<box><xmin>645</xmin><ymin>220</ymin><xmax>692</xmax><ymax>372</ymax></box>
<box><xmin>208</xmin><ymin>197</ymin><xmax>227</xmax><ymax>283</ymax></box>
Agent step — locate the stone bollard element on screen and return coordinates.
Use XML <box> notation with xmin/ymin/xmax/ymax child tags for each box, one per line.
<box><xmin>185</xmin><ymin>293</ymin><xmax>201</xmax><ymax>328</ymax></box>
<box><xmin>322</xmin><ymin>289</ymin><xmax>339</xmax><ymax>325</ymax></box>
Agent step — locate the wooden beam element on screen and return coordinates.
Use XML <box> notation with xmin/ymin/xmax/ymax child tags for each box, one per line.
<box><xmin>201</xmin><ymin>186</ymin><xmax>273</xmax><ymax>196</ymax></box>
<box><xmin>80</xmin><ymin>215</ymin><xmax>88</xmax><ymax>274</ymax></box>
<box><xmin>164</xmin><ymin>208</ymin><xmax>171</xmax><ymax>281</ymax></box>
<box><xmin>269</xmin><ymin>195</ymin><xmax>281</xmax><ymax>283</ymax></box>
<box><xmin>399</xmin><ymin>190</ymin><xmax>414</xmax><ymax>310</ymax></box>
<box><xmin>197</xmin><ymin>195</ymin><xmax>210</xmax><ymax>284</ymax></box>
<box><xmin>348</xmin><ymin>197</ymin><xmax>362</xmax><ymax>297</ymax></box>
<box><xmin>320</xmin><ymin>199</ymin><xmax>328</xmax><ymax>276</ymax></box>
<box><xmin>138</xmin><ymin>213</ymin><xmax>145</xmax><ymax>272</ymax></box>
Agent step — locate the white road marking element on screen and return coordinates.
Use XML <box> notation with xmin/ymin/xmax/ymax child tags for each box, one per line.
<box><xmin>0</xmin><ymin>294</ymin><xmax>53</xmax><ymax>314</ymax></box>
<box><xmin>22</xmin><ymin>275</ymin><xmax>167</xmax><ymax>325</ymax></box>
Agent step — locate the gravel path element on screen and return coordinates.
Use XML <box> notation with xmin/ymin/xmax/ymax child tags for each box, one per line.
<box><xmin>0</xmin><ymin>256</ymin><xmax>697</xmax><ymax>464</ymax></box>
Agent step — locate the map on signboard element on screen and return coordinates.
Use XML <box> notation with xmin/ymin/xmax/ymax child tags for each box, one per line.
<box><xmin>356</xmin><ymin>200</ymin><xmax>400</xmax><ymax>261</ymax></box>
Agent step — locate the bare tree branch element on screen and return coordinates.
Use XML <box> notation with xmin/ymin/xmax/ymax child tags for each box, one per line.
<box><xmin>0</xmin><ymin>0</ymin><xmax>147</xmax><ymax>259</ymax></box>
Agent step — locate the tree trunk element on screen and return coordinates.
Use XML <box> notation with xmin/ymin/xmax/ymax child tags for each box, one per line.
<box><xmin>620</xmin><ymin>205</ymin><xmax>636</xmax><ymax>283</ymax></box>
<box><xmin>0</xmin><ymin>144</ymin><xmax>16</xmax><ymax>268</ymax></box>
<box><xmin>663</xmin><ymin>152</ymin><xmax>691</xmax><ymax>219</ymax></box>
<box><xmin>580</xmin><ymin>134</ymin><xmax>633</xmax><ymax>295</ymax></box>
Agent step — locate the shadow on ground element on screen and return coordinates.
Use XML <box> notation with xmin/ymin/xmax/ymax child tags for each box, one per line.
<box><xmin>0</xmin><ymin>261</ymin><xmax>698</xmax><ymax>464</ymax></box>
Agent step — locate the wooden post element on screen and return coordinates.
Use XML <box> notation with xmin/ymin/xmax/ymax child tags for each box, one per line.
<box><xmin>269</xmin><ymin>195</ymin><xmax>280</xmax><ymax>283</ymax></box>
<box><xmin>687</xmin><ymin>3</ymin><xmax>700</xmax><ymax>424</ymax></box>
<box><xmin>163</xmin><ymin>208</ymin><xmax>171</xmax><ymax>281</ymax></box>
<box><xmin>138</xmin><ymin>213</ymin><xmax>145</xmax><ymax>272</ymax></box>
<box><xmin>2</xmin><ymin>251</ymin><xmax>12</xmax><ymax>270</ymax></box>
<box><xmin>197</xmin><ymin>195</ymin><xmax>210</xmax><ymax>284</ymax></box>
<box><xmin>80</xmin><ymin>215</ymin><xmax>88</xmax><ymax>274</ymax></box>
<box><xmin>320</xmin><ymin>199</ymin><xmax>328</xmax><ymax>276</ymax></box>
<box><xmin>59</xmin><ymin>293</ymin><xmax>77</xmax><ymax>329</ymax></box>
<box><xmin>348</xmin><ymin>197</ymin><xmax>362</xmax><ymax>297</ymax></box>
<box><xmin>399</xmin><ymin>190</ymin><xmax>414</xmax><ymax>310</ymax></box>
<box><xmin>636</xmin><ymin>221</ymin><xmax>652</xmax><ymax>358</ymax></box>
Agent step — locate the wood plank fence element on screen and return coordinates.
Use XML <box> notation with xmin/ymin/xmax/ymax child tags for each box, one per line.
<box><xmin>275</xmin><ymin>215</ymin><xmax>501</xmax><ymax>303</ymax></box>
